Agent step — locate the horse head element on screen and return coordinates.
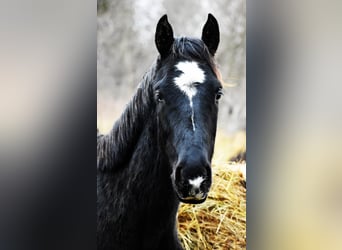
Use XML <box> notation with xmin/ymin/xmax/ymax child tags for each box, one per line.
<box><xmin>153</xmin><ymin>14</ymin><xmax>222</xmax><ymax>204</ymax></box>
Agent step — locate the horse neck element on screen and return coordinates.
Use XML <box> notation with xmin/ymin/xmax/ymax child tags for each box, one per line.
<box><xmin>133</xmin><ymin>119</ymin><xmax>179</xmax><ymax>209</ymax></box>
<box><xmin>97</xmin><ymin>77</ymin><xmax>154</xmax><ymax>171</ymax></box>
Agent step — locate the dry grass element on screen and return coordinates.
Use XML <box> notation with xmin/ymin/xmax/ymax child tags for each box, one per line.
<box><xmin>177</xmin><ymin>131</ymin><xmax>246</xmax><ymax>250</ymax></box>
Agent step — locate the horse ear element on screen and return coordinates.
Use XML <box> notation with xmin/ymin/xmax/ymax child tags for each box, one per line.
<box><xmin>155</xmin><ymin>15</ymin><xmax>174</xmax><ymax>58</ymax></box>
<box><xmin>201</xmin><ymin>13</ymin><xmax>220</xmax><ymax>56</ymax></box>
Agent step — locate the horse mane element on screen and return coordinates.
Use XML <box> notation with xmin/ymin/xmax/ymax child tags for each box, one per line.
<box><xmin>97</xmin><ymin>62</ymin><xmax>156</xmax><ymax>171</ymax></box>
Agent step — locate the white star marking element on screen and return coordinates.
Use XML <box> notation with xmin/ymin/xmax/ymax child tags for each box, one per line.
<box><xmin>174</xmin><ymin>61</ymin><xmax>205</xmax><ymax>131</ymax></box>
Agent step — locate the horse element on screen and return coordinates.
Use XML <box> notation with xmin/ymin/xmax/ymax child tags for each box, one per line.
<box><xmin>97</xmin><ymin>14</ymin><xmax>222</xmax><ymax>250</ymax></box>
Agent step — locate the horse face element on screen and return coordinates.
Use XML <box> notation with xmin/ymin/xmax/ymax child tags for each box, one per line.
<box><xmin>154</xmin><ymin>14</ymin><xmax>221</xmax><ymax>204</ymax></box>
<box><xmin>154</xmin><ymin>59</ymin><xmax>222</xmax><ymax>204</ymax></box>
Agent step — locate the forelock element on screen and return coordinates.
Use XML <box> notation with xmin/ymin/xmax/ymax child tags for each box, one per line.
<box><xmin>171</xmin><ymin>37</ymin><xmax>218</xmax><ymax>78</ymax></box>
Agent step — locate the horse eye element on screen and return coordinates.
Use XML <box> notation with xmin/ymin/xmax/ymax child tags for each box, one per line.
<box><xmin>215</xmin><ymin>89</ymin><xmax>223</xmax><ymax>101</ymax></box>
<box><xmin>155</xmin><ymin>91</ymin><xmax>164</xmax><ymax>102</ymax></box>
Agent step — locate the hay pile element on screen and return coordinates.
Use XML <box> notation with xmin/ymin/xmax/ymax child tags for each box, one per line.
<box><xmin>177</xmin><ymin>162</ymin><xmax>246</xmax><ymax>249</ymax></box>
<box><xmin>177</xmin><ymin>131</ymin><xmax>246</xmax><ymax>249</ymax></box>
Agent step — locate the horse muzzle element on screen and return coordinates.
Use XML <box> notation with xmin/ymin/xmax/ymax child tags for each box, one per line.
<box><xmin>172</xmin><ymin>149</ymin><xmax>212</xmax><ymax>204</ymax></box>
<box><xmin>173</xmin><ymin>168</ymin><xmax>211</xmax><ymax>204</ymax></box>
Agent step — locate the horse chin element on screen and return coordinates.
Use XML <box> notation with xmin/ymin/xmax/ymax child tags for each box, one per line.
<box><xmin>176</xmin><ymin>193</ymin><xmax>208</xmax><ymax>204</ymax></box>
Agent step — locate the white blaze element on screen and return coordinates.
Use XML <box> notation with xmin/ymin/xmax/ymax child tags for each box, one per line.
<box><xmin>174</xmin><ymin>61</ymin><xmax>205</xmax><ymax>131</ymax></box>
<box><xmin>188</xmin><ymin>176</ymin><xmax>204</xmax><ymax>189</ymax></box>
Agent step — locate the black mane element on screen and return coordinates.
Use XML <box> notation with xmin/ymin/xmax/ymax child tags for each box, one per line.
<box><xmin>167</xmin><ymin>37</ymin><xmax>217</xmax><ymax>72</ymax></box>
<box><xmin>97</xmin><ymin>63</ymin><xmax>156</xmax><ymax>171</ymax></box>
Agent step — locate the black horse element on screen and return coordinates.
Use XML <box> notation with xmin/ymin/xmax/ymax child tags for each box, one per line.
<box><xmin>97</xmin><ymin>14</ymin><xmax>222</xmax><ymax>250</ymax></box>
